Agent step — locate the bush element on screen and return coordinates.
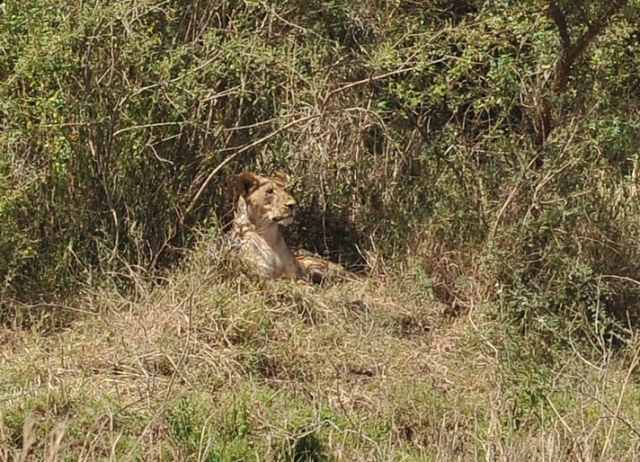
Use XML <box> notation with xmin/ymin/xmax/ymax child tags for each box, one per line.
<box><xmin>1</xmin><ymin>0</ymin><xmax>639</xmax><ymax>347</ymax></box>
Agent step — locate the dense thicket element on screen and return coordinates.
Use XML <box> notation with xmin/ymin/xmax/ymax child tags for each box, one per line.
<box><xmin>1</xmin><ymin>0</ymin><xmax>639</xmax><ymax>342</ymax></box>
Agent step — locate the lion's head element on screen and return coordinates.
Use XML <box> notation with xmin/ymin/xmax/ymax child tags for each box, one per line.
<box><xmin>230</xmin><ymin>170</ymin><xmax>343</xmax><ymax>282</ymax></box>
<box><xmin>236</xmin><ymin>171</ymin><xmax>297</xmax><ymax>229</ymax></box>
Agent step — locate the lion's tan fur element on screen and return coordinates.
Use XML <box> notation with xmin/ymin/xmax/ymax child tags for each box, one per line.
<box><xmin>230</xmin><ymin>171</ymin><xmax>343</xmax><ymax>282</ymax></box>
<box><xmin>230</xmin><ymin>171</ymin><xmax>302</xmax><ymax>279</ymax></box>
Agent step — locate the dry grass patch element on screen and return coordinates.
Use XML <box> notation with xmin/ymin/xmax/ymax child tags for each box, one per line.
<box><xmin>2</xmin><ymin>241</ymin><xmax>640</xmax><ymax>460</ymax></box>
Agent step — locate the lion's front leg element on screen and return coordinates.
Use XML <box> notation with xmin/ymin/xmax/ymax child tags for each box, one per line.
<box><xmin>295</xmin><ymin>250</ymin><xmax>344</xmax><ymax>284</ymax></box>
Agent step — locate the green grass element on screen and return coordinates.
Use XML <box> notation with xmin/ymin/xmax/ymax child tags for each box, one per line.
<box><xmin>2</xmin><ymin>236</ymin><xmax>640</xmax><ymax>461</ymax></box>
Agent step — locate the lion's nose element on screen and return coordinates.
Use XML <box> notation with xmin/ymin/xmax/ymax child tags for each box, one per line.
<box><xmin>287</xmin><ymin>202</ymin><xmax>297</xmax><ymax>211</ymax></box>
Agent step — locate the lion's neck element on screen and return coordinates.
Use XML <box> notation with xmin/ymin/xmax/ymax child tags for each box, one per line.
<box><xmin>255</xmin><ymin>223</ymin><xmax>282</xmax><ymax>246</ymax></box>
<box><xmin>253</xmin><ymin>223</ymin><xmax>299</xmax><ymax>278</ymax></box>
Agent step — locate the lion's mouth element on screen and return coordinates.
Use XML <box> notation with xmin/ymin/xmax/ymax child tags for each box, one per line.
<box><xmin>274</xmin><ymin>215</ymin><xmax>294</xmax><ymax>225</ymax></box>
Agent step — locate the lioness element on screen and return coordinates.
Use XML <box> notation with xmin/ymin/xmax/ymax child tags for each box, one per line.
<box><xmin>230</xmin><ymin>171</ymin><xmax>342</xmax><ymax>282</ymax></box>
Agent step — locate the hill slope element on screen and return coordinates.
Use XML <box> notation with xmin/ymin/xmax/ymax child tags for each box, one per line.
<box><xmin>2</xmin><ymin>241</ymin><xmax>640</xmax><ymax>461</ymax></box>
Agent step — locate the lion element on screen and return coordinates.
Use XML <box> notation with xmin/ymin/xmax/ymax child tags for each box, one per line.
<box><xmin>230</xmin><ymin>171</ymin><xmax>343</xmax><ymax>282</ymax></box>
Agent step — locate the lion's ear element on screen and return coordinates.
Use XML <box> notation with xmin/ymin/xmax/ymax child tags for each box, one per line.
<box><xmin>272</xmin><ymin>170</ymin><xmax>289</xmax><ymax>187</ymax></box>
<box><xmin>235</xmin><ymin>195</ymin><xmax>249</xmax><ymax>219</ymax></box>
<box><xmin>238</xmin><ymin>171</ymin><xmax>260</xmax><ymax>194</ymax></box>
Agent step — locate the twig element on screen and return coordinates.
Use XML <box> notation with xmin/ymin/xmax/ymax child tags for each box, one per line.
<box><xmin>259</xmin><ymin>1</ymin><xmax>322</xmax><ymax>40</ymax></box>
<box><xmin>8</xmin><ymin>300</ymin><xmax>99</xmax><ymax>316</ymax></box>
<box><xmin>185</xmin><ymin>113</ymin><xmax>319</xmax><ymax>214</ymax></box>
<box><xmin>600</xmin><ymin>274</ymin><xmax>640</xmax><ymax>287</ymax></box>
<box><xmin>546</xmin><ymin>395</ymin><xmax>574</xmax><ymax>436</ymax></box>
<box><xmin>17</xmin><ymin>419</ymin><xmax>36</xmax><ymax>462</ymax></box>
<box><xmin>125</xmin><ymin>277</ymin><xmax>202</xmax><ymax>460</ymax></box>
<box><xmin>113</xmin><ymin>121</ymin><xmax>186</xmax><ymax>137</ymax></box>
<box><xmin>467</xmin><ymin>297</ymin><xmax>499</xmax><ymax>362</ymax></box>
<box><xmin>488</xmin><ymin>154</ymin><xmax>540</xmax><ymax>242</ymax></box>
<box><xmin>326</xmin><ymin>62</ymin><xmax>446</xmax><ymax>99</ymax></box>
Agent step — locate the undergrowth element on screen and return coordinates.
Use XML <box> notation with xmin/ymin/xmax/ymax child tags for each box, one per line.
<box><xmin>2</xmin><ymin>236</ymin><xmax>640</xmax><ymax>461</ymax></box>
<box><xmin>1</xmin><ymin>0</ymin><xmax>639</xmax><ymax>345</ymax></box>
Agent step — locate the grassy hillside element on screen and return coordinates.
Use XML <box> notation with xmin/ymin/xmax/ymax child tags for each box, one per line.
<box><xmin>2</xmin><ymin>0</ymin><xmax>640</xmax><ymax>459</ymax></box>
<box><xmin>3</xmin><ymin>240</ymin><xmax>640</xmax><ymax>460</ymax></box>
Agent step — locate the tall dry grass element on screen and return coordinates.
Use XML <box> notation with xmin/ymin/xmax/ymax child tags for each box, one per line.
<box><xmin>2</xmin><ymin>234</ymin><xmax>640</xmax><ymax>460</ymax></box>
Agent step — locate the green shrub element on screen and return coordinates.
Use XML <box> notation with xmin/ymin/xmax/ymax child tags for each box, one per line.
<box><xmin>1</xmin><ymin>0</ymin><xmax>639</xmax><ymax>349</ymax></box>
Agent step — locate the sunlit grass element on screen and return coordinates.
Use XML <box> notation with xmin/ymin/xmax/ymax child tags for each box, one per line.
<box><xmin>2</xmin><ymin>237</ymin><xmax>640</xmax><ymax>461</ymax></box>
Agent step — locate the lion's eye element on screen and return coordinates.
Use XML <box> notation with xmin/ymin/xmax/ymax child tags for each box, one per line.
<box><xmin>266</xmin><ymin>188</ymin><xmax>274</xmax><ymax>195</ymax></box>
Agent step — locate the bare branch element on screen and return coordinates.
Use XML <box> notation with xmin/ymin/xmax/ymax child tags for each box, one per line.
<box><xmin>552</xmin><ymin>0</ymin><xmax>628</xmax><ymax>92</ymax></box>
<box><xmin>548</xmin><ymin>1</ymin><xmax>570</xmax><ymax>52</ymax></box>
<box><xmin>534</xmin><ymin>0</ymin><xmax>628</xmax><ymax>146</ymax></box>
<box><xmin>185</xmin><ymin>113</ymin><xmax>319</xmax><ymax>215</ymax></box>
